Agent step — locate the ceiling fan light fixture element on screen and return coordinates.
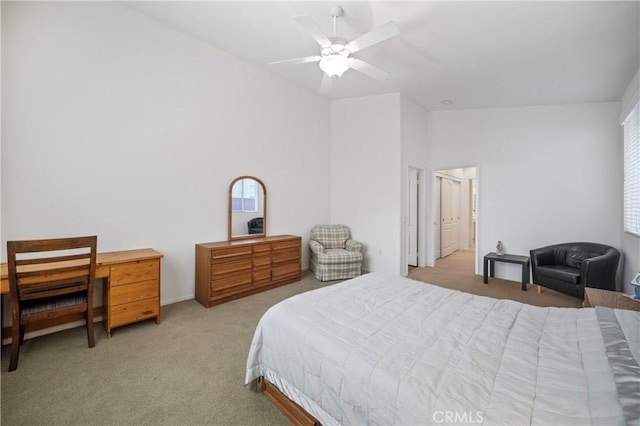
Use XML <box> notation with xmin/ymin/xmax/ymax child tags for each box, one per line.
<box><xmin>319</xmin><ymin>54</ymin><xmax>350</xmax><ymax>78</ymax></box>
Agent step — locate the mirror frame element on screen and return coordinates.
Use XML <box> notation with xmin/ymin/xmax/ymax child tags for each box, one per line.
<box><xmin>228</xmin><ymin>175</ymin><xmax>267</xmax><ymax>241</ymax></box>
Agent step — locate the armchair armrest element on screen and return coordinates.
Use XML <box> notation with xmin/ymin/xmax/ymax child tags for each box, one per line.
<box><xmin>345</xmin><ymin>239</ymin><xmax>363</xmax><ymax>253</ymax></box>
<box><xmin>581</xmin><ymin>249</ymin><xmax>620</xmax><ymax>290</ymax></box>
<box><xmin>530</xmin><ymin>246</ymin><xmax>558</xmax><ymax>284</ymax></box>
<box><xmin>309</xmin><ymin>240</ymin><xmax>325</xmax><ymax>255</ymax></box>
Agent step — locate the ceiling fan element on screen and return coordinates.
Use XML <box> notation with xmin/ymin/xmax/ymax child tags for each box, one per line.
<box><xmin>271</xmin><ymin>5</ymin><xmax>400</xmax><ymax>93</ymax></box>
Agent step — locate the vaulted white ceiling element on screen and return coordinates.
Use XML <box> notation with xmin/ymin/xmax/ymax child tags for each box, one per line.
<box><xmin>125</xmin><ymin>1</ymin><xmax>639</xmax><ymax>111</ymax></box>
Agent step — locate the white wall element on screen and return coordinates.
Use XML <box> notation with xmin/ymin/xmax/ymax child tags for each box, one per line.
<box><xmin>1</xmin><ymin>2</ymin><xmax>331</xmax><ymax>308</ymax></box>
<box><xmin>425</xmin><ymin>102</ymin><xmax>623</xmax><ymax>284</ymax></box>
<box><xmin>400</xmin><ymin>96</ymin><xmax>430</xmax><ymax>275</ymax></box>
<box><xmin>330</xmin><ymin>93</ymin><xmax>402</xmax><ymax>275</ymax></box>
<box><xmin>2</xmin><ymin>2</ymin><xmax>631</xmax><ymax>314</ymax></box>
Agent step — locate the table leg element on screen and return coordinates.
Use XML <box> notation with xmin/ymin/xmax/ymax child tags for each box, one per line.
<box><xmin>483</xmin><ymin>257</ymin><xmax>488</xmax><ymax>284</ymax></box>
<box><xmin>489</xmin><ymin>260</ymin><xmax>495</xmax><ymax>278</ymax></box>
<box><xmin>521</xmin><ymin>262</ymin><xmax>528</xmax><ymax>291</ymax></box>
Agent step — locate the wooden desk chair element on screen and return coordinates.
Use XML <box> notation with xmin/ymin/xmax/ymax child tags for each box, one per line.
<box><xmin>7</xmin><ymin>236</ymin><xmax>97</xmax><ymax>372</ymax></box>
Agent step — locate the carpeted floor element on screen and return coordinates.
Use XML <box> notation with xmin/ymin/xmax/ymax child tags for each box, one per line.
<box><xmin>1</xmin><ymin>262</ymin><xmax>582</xmax><ymax>425</ymax></box>
<box><xmin>410</xmin><ymin>249</ymin><xmax>582</xmax><ymax>308</ymax></box>
<box><xmin>1</xmin><ymin>274</ymin><xmax>335</xmax><ymax>426</ymax></box>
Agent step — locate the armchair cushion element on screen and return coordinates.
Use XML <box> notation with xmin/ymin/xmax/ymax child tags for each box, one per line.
<box><xmin>316</xmin><ymin>249</ymin><xmax>363</xmax><ymax>265</ymax></box>
<box><xmin>535</xmin><ymin>265</ymin><xmax>581</xmax><ymax>285</ymax></box>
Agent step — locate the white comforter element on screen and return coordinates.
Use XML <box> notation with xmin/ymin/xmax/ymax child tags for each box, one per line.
<box><xmin>245</xmin><ymin>273</ymin><xmax>639</xmax><ymax>425</ymax></box>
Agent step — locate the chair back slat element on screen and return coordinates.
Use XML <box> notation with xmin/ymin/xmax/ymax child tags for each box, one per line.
<box><xmin>16</xmin><ymin>253</ymin><xmax>92</xmax><ymax>266</ymax></box>
<box><xmin>20</xmin><ymin>284</ymin><xmax>89</xmax><ymax>301</ymax></box>
<box><xmin>16</xmin><ymin>264</ymin><xmax>91</xmax><ymax>282</ymax></box>
<box><xmin>18</xmin><ymin>277</ymin><xmax>89</xmax><ymax>294</ymax></box>
<box><xmin>9</xmin><ymin>237</ymin><xmax>96</xmax><ymax>253</ymax></box>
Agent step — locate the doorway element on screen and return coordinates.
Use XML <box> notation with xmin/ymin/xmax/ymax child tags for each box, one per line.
<box><xmin>433</xmin><ymin>167</ymin><xmax>477</xmax><ymax>272</ymax></box>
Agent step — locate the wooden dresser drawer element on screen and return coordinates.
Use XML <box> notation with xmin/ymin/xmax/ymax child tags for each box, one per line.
<box><xmin>253</xmin><ymin>244</ymin><xmax>271</xmax><ymax>254</ymax></box>
<box><xmin>111</xmin><ymin>260</ymin><xmax>159</xmax><ymax>286</ymax></box>
<box><xmin>109</xmin><ymin>297</ymin><xmax>159</xmax><ymax>328</ymax></box>
<box><xmin>253</xmin><ymin>256</ymin><xmax>271</xmax><ymax>269</ymax></box>
<box><xmin>211</xmin><ymin>247</ymin><xmax>252</xmax><ymax>263</ymax></box>
<box><xmin>272</xmin><ymin>248</ymin><xmax>300</xmax><ymax>264</ymax></box>
<box><xmin>272</xmin><ymin>240</ymin><xmax>301</xmax><ymax>250</ymax></box>
<box><xmin>212</xmin><ymin>259</ymin><xmax>252</xmax><ymax>278</ymax></box>
<box><xmin>253</xmin><ymin>269</ymin><xmax>271</xmax><ymax>285</ymax></box>
<box><xmin>272</xmin><ymin>263</ymin><xmax>300</xmax><ymax>281</ymax></box>
<box><xmin>211</xmin><ymin>273</ymin><xmax>252</xmax><ymax>295</ymax></box>
<box><xmin>110</xmin><ymin>279</ymin><xmax>158</xmax><ymax>306</ymax></box>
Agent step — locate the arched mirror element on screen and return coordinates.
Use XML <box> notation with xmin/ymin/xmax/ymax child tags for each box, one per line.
<box><xmin>228</xmin><ymin>176</ymin><xmax>267</xmax><ymax>241</ymax></box>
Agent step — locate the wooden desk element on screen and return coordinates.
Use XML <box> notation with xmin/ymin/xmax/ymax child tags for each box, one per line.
<box><xmin>1</xmin><ymin>248</ymin><xmax>163</xmax><ymax>337</ymax></box>
<box><xmin>583</xmin><ymin>287</ymin><xmax>640</xmax><ymax>312</ymax></box>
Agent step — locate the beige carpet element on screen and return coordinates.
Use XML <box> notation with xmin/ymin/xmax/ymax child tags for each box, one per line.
<box><xmin>1</xmin><ymin>273</ymin><xmax>335</xmax><ymax>426</ymax></box>
<box><xmin>2</xmin><ymin>263</ymin><xmax>582</xmax><ymax>425</ymax></box>
<box><xmin>409</xmin><ymin>249</ymin><xmax>582</xmax><ymax>308</ymax></box>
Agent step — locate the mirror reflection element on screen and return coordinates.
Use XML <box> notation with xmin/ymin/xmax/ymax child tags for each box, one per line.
<box><xmin>228</xmin><ymin>176</ymin><xmax>266</xmax><ymax>240</ymax></box>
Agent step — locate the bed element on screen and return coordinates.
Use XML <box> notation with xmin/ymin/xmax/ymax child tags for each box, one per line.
<box><xmin>245</xmin><ymin>273</ymin><xmax>640</xmax><ymax>425</ymax></box>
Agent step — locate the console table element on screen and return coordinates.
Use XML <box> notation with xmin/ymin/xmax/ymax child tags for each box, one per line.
<box><xmin>483</xmin><ymin>252</ymin><xmax>530</xmax><ymax>291</ymax></box>
<box><xmin>1</xmin><ymin>248</ymin><xmax>163</xmax><ymax>338</ymax></box>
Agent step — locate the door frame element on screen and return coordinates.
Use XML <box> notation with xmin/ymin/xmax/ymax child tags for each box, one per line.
<box><xmin>407</xmin><ymin>167</ymin><xmax>420</xmax><ymax>267</ymax></box>
<box><xmin>403</xmin><ymin>165</ymin><xmax>426</xmax><ymax>275</ymax></box>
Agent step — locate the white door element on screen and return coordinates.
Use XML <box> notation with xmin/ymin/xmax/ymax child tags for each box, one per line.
<box><xmin>441</xmin><ymin>178</ymin><xmax>454</xmax><ymax>257</ymax></box>
<box><xmin>451</xmin><ymin>180</ymin><xmax>461</xmax><ymax>253</ymax></box>
<box><xmin>434</xmin><ymin>177</ymin><xmax>441</xmax><ymax>259</ymax></box>
<box><xmin>440</xmin><ymin>177</ymin><xmax>461</xmax><ymax>257</ymax></box>
<box><xmin>408</xmin><ymin>168</ymin><xmax>419</xmax><ymax>266</ymax></box>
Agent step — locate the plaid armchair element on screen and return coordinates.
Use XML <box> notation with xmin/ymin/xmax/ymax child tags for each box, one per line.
<box><xmin>309</xmin><ymin>224</ymin><xmax>363</xmax><ymax>281</ymax></box>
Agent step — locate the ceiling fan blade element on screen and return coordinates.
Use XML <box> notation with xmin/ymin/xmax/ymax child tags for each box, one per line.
<box><xmin>270</xmin><ymin>56</ymin><xmax>321</xmax><ymax>65</ymax></box>
<box><xmin>294</xmin><ymin>15</ymin><xmax>332</xmax><ymax>48</ymax></box>
<box><xmin>349</xmin><ymin>58</ymin><xmax>389</xmax><ymax>81</ymax></box>
<box><xmin>319</xmin><ymin>74</ymin><xmax>333</xmax><ymax>93</ymax></box>
<box><xmin>346</xmin><ymin>22</ymin><xmax>400</xmax><ymax>53</ymax></box>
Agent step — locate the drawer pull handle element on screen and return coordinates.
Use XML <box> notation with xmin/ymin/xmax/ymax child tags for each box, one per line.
<box><xmin>141</xmin><ymin>310</ymin><xmax>153</xmax><ymax>315</ymax></box>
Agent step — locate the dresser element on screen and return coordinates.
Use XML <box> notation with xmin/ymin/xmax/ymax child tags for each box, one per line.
<box><xmin>195</xmin><ymin>235</ymin><xmax>301</xmax><ymax>308</ymax></box>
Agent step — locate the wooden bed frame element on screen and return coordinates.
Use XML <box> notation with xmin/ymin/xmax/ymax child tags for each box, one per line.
<box><xmin>259</xmin><ymin>377</ymin><xmax>321</xmax><ymax>426</ymax></box>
